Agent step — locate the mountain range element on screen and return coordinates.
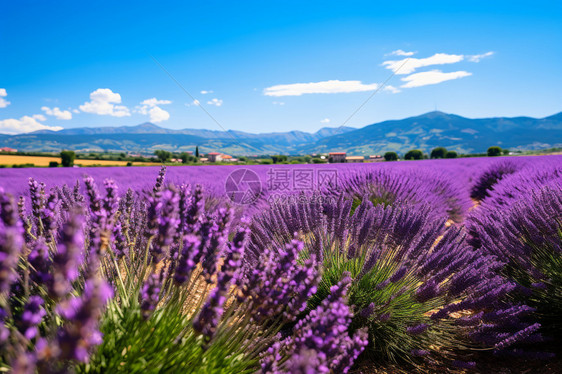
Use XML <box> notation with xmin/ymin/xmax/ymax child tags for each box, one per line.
<box><xmin>1</xmin><ymin>111</ymin><xmax>561</xmax><ymax>155</ymax></box>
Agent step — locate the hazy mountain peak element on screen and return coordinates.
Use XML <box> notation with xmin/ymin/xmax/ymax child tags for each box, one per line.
<box><xmin>3</xmin><ymin>111</ymin><xmax>561</xmax><ymax>155</ymax></box>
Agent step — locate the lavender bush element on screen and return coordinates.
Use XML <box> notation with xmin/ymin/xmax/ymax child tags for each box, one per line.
<box><xmin>249</xmin><ymin>197</ymin><xmax>540</xmax><ymax>369</ymax></box>
<box><xmin>470</xmin><ymin>159</ymin><xmax>522</xmax><ymax>201</ymax></box>
<box><xmin>469</xmin><ymin>184</ymin><xmax>562</xmax><ymax>353</ymax></box>
<box><xmin>334</xmin><ymin>168</ymin><xmax>472</xmax><ymax>223</ymax></box>
<box><xmin>0</xmin><ymin>167</ymin><xmax>369</xmax><ymax>373</ymax></box>
<box><xmin>2</xmin><ymin>156</ymin><xmax>562</xmax><ymax>373</ymax></box>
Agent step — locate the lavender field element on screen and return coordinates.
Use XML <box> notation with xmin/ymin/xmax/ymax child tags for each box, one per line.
<box><xmin>1</xmin><ymin>155</ymin><xmax>562</xmax><ymax>373</ymax></box>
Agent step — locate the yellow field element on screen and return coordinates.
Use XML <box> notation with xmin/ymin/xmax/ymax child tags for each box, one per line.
<box><xmin>0</xmin><ymin>155</ymin><xmax>160</xmax><ymax>167</ymax></box>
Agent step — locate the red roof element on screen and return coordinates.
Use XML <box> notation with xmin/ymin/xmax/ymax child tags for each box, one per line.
<box><xmin>329</xmin><ymin>152</ymin><xmax>346</xmax><ymax>155</ymax></box>
<box><xmin>208</xmin><ymin>152</ymin><xmax>221</xmax><ymax>155</ymax></box>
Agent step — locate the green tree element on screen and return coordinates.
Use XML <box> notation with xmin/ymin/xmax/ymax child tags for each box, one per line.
<box><xmin>430</xmin><ymin>147</ymin><xmax>447</xmax><ymax>159</ymax></box>
<box><xmin>154</xmin><ymin>150</ymin><xmax>172</xmax><ymax>162</ymax></box>
<box><xmin>487</xmin><ymin>146</ymin><xmax>502</xmax><ymax>157</ymax></box>
<box><xmin>384</xmin><ymin>152</ymin><xmax>398</xmax><ymax>161</ymax></box>
<box><xmin>195</xmin><ymin>146</ymin><xmax>199</xmax><ymax>158</ymax></box>
<box><xmin>445</xmin><ymin>151</ymin><xmax>458</xmax><ymax>159</ymax></box>
<box><xmin>502</xmin><ymin>149</ymin><xmax>510</xmax><ymax>155</ymax></box>
<box><xmin>404</xmin><ymin>149</ymin><xmax>423</xmax><ymax>160</ymax></box>
<box><xmin>60</xmin><ymin>150</ymin><xmax>76</xmax><ymax>167</ymax></box>
<box><xmin>49</xmin><ymin>161</ymin><xmax>59</xmax><ymax>167</ymax></box>
<box><xmin>271</xmin><ymin>155</ymin><xmax>288</xmax><ymax>164</ymax></box>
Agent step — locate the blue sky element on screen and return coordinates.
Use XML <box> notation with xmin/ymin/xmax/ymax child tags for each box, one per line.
<box><xmin>1</xmin><ymin>0</ymin><xmax>561</xmax><ymax>134</ymax></box>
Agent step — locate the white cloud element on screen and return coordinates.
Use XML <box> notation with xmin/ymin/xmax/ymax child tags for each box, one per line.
<box><xmin>41</xmin><ymin>106</ymin><xmax>72</xmax><ymax>120</ymax></box>
<box><xmin>400</xmin><ymin>70</ymin><xmax>472</xmax><ymax>88</ymax></box>
<box><xmin>387</xmin><ymin>49</ymin><xmax>415</xmax><ymax>57</ymax></box>
<box><xmin>136</xmin><ymin>97</ymin><xmax>171</xmax><ymax>123</ymax></box>
<box><xmin>320</xmin><ymin>118</ymin><xmax>330</xmax><ymax>123</ymax></box>
<box><xmin>140</xmin><ymin>98</ymin><xmax>172</xmax><ymax>106</ymax></box>
<box><xmin>0</xmin><ymin>115</ymin><xmax>63</xmax><ymax>134</ymax></box>
<box><xmin>79</xmin><ymin>88</ymin><xmax>131</xmax><ymax>117</ymax></box>
<box><xmin>207</xmin><ymin>98</ymin><xmax>223</xmax><ymax>106</ymax></box>
<box><xmin>200</xmin><ymin>90</ymin><xmax>213</xmax><ymax>94</ymax></box>
<box><xmin>272</xmin><ymin>101</ymin><xmax>285</xmax><ymax>105</ymax></box>
<box><xmin>264</xmin><ymin>80</ymin><xmax>380</xmax><ymax>96</ymax></box>
<box><xmin>32</xmin><ymin>114</ymin><xmax>46</xmax><ymax>121</ymax></box>
<box><xmin>383</xmin><ymin>85</ymin><xmax>401</xmax><ymax>94</ymax></box>
<box><xmin>0</xmin><ymin>88</ymin><xmax>11</xmax><ymax>108</ymax></box>
<box><xmin>382</xmin><ymin>53</ymin><xmax>465</xmax><ymax>75</ymax></box>
<box><xmin>72</xmin><ymin>109</ymin><xmax>80</xmax><ymax>114</ymax></box>
<box><xmin>468</xmin><ymin>51</ymin><xmax>494</xmax><ymax>62</ymax></box>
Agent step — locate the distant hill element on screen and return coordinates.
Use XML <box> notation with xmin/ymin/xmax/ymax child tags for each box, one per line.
<box><xmin>297</xmin><ymin>111</ymin><xmax>562</xmax><ymax>155</ymax></box>
<box><xmin>1</xmin><ymin>111</ymin><xmax>561</xmax><ymax>155</ymax></box>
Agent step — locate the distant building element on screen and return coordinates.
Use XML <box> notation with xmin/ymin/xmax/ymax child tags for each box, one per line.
<box><xmin>221</xmin><ymin>155</ymin><xmax>233</xmax><ymax>161</ymax></box>
<box><xmin>170</xmin><ymin>158</ymin><xmax>183</xmax><ymax>163</ymax></box>
<box><xmin>367</xmin><ymin>155</ymin><xmax>384</xmax><ymax>162</ymax></box>
<box><xmin>207</xmin><ymin>152</ymin><xmax>222</xmax><ymax>162</ymax></box>
<box><xmin>0</xmin><ymin>147</ymin><xmax>17</xmax><ymax>153</ymax></box>
<box><xmin>328</xmin><ymin>152</ymin><xmax>346</xmax><ymax>163</ymax></box>
<box><xmin>346</xmin><ymin>156</ymin><xmax>364</xmax><ymax>163</ymax></box>
<box><xmin>199</xmin><ymin>157</ymin><xmax>209</xmax><ymax>163</ymax></box>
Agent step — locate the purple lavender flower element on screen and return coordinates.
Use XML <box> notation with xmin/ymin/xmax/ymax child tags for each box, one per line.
<box><xmin>178</xmin><ymin>183</ymin><xmax>204</xmax><ymax>235</ymax></box>
<box><xmin>193</xmin><ymin>223</ymin><xmax>247</xmax><ymax>342</ymax></box>
<box><xmin>140</xmin><ymin>271</ymin><xmax>164</xmax><ymax>319</ymax></box>
<box><xmin>112</xmin><ymin>221</ymin><xmax>128</xmax><ymax>258</ymax></box>
<box><xmin>200</xmin><ymin>208</ymin><xmax>231</xmax><ymax>282</ymax></box>
<box><xmin>239</xmin><ymin>239</ymin><xmax>319</xmax><ymax>324</ymax></box>
<box><xmin>415</xmin><ymin>279</ymin><xmax>439</xmax><ymax>303</ymax></box>
<box><xmin>28</xmin><ymin>178</ymin><xmax>46</xmax><ymax>226</ymax></box>
<box><xmin>144</xmin><ymin>187</ymin><xmax>180</xmax><ymax>264</ymax></box>
<box><xmin>173</xmin><ymin>235</ymin><xmax>200</xmax><ymax>285</ymax></box>
<box><xmin>470</xmin><ymin>159</ymin><xmax>520</xmax><ymax>201</ymax></box>
<box><xmin>40</xmin><ymin>191</ymin><xmax>60</xmax><ymax>242</ymax></box>
<box><xmin>0</xmin><ymin>189</ymin><xmax>24</xmax><ymax>293</ymax></box>
<box><xmin>28</xmin><ymin>239</ymin><xmax>52</xmax><ymax>285</ymax></box>
<box><xmin>50</xmin><ymin>211</ymin><xmax>85</xmax><ymax>299</ymax></box>
<box><xmin>494</xmin><ymin>323</ymin><xmax>542</xmax><ymax>350</ymax></box>
<box><xmin>406</xmin><ymin>323</ymin><xmax>428</xmax><ymax>336</ymax></box>
<box><xmin>57</xmin><ymin>276</ymin><xmax>113</xmax><ymax>362</ymax></box>
<box><xmin>9</xmin><ymin>352</ymin><xmax>37</xmax><ymax>374</ymax></box>
<box><xmin>19</xmin><ymin>295</ymin><xmax>46</xmax><ymax>340</ymax></box>
<box><xmin>262</xmin><ymin>276</ymin><xmax>368</xmax><ymax>374</ymax></box>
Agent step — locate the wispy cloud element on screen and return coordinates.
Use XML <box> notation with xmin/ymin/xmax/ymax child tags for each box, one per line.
<box><xmin>272</xmin><ymin>101</ymin><xmax>285</xmax><ymax>105</ymax></box>
<box><xmin>383</xmin><ymin>85</ymin><xmax>401</xmax><ymax>94</ymax></box>
<box><xmin>400</xmin><ymin>70</ymin><xmax>472</xmax><ymax>88</ymax></box>
<box><xmin>320</xmin><ymin>118</ymin><xmax>330</xmax><ymax>123</ymax></box>
<box><xmin>207</xmin><ymin>98</ymin><xmax>223</xmax><ymax>106</ymax></box>
<box><xmin>382</xmin><ymin>53</ymin><xmax>464</xmax><ymax>75</ymax></box>
<box><xmin>41</xmin><ymin>106</ymin><xmax>72</xmax><ymax>120</ymax></box>
<box><xmin>79</xmin><ymin>88</ymin><xmax>130</xmax><ymax>117</ymax></box>
<box><xmin>264</xmin><ymin>80</ymin><xmax>379</xmax><ymax>96</ymax></box>
<box><xmin>386</xmin><ymin>49</ymin><xmax>415</xmax><ymax>57</ymax></box>
<box><xmin>0</xmin><ymin>88</ymin><xmax>11</xmax><ymax>108</ymax></box>
<box><xmin>468</xmin><ymin>51</ymin><xmax>494</xmax><ymax>62</ymax></box>
<box><xmin>200</xmin><ymin>90</ymin><xmax>214</xmax><ymax>94</ymax></box>
<box><xmin>0</xmin><ymin>114</ymin><xmax>63</xmax><ymax>134</ymax></box>
<box><xmin>136</xmin><ymin>98</ymin><xmax>172</xmax><ymax>123</ymax></box>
